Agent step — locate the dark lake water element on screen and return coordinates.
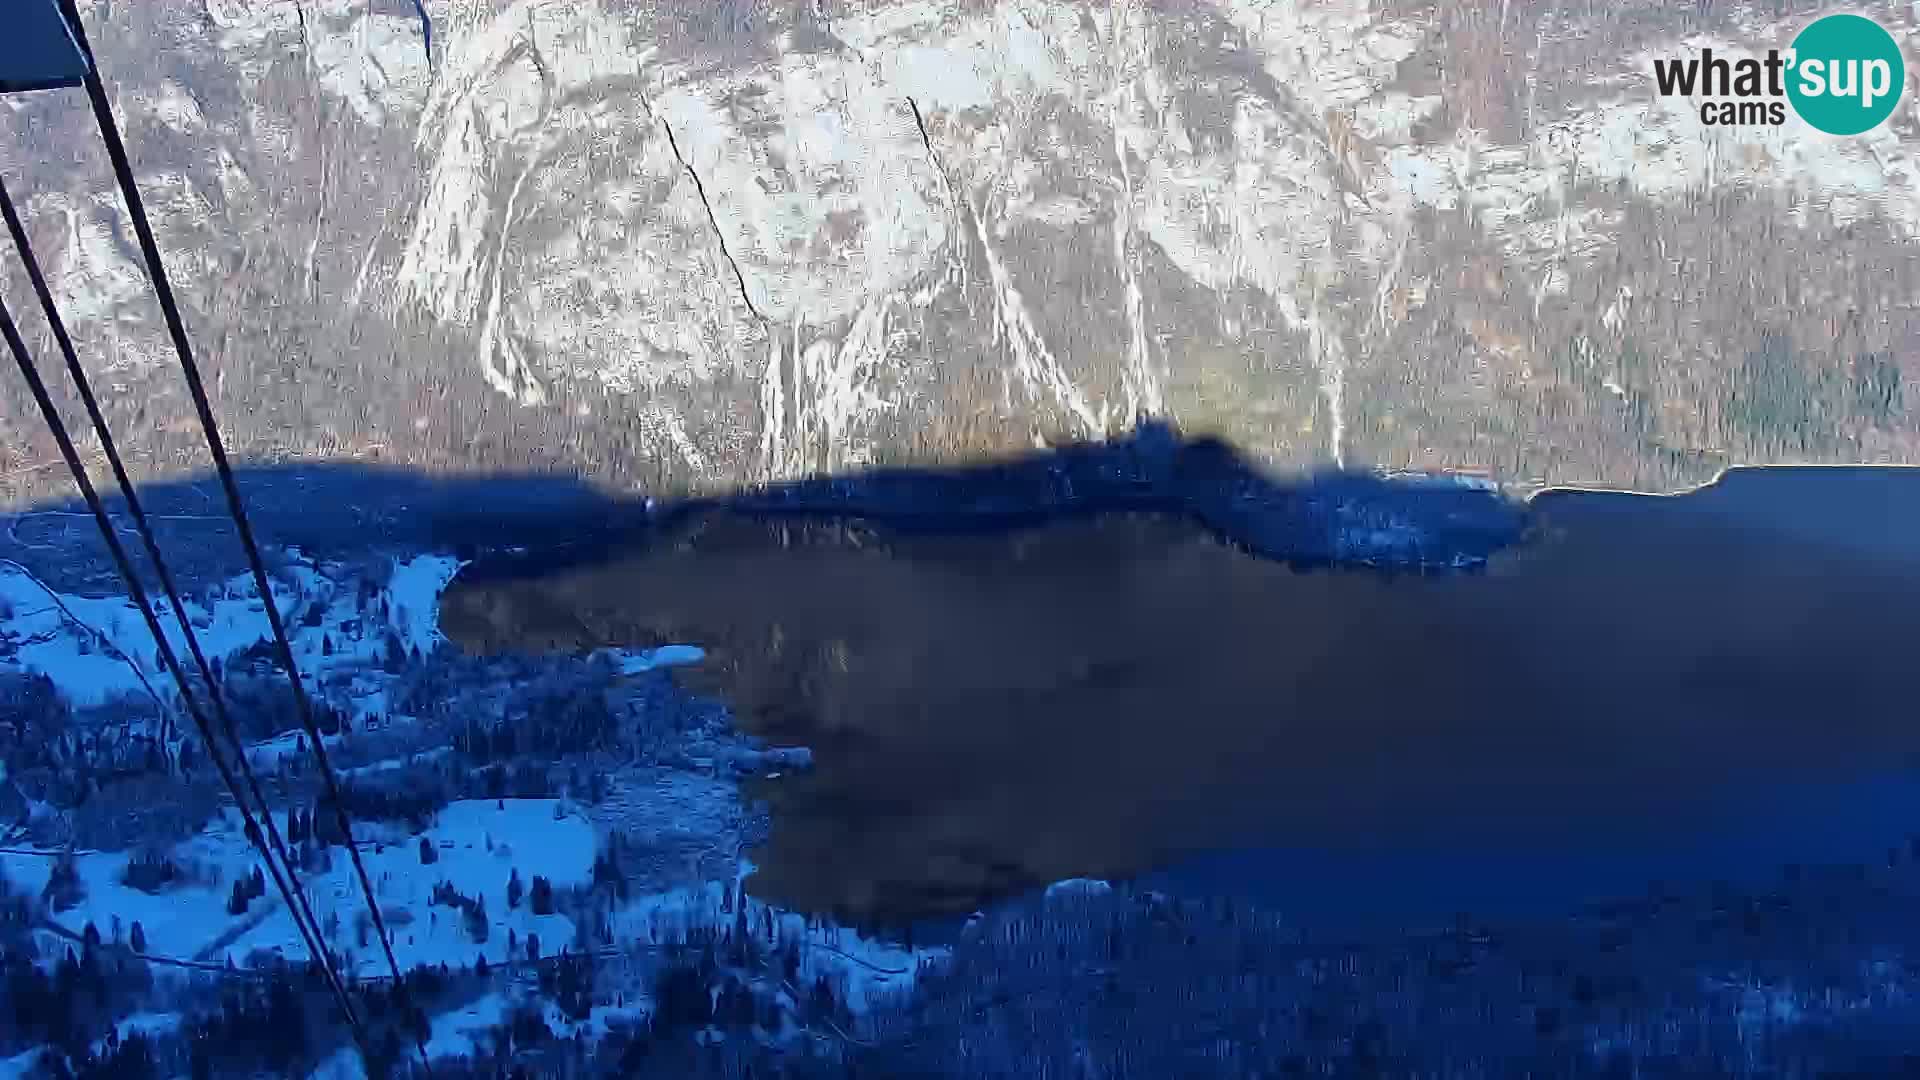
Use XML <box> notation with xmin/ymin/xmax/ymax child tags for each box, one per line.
<box><xmin>1147</xmin><ymin>772</ymin><xmax>1920</xmax><ymax>937</ymax></box>
<box><xmin>439</xmin><ymin>457</ymin><xmax>1920</xmax><ymax>939</ymax></box>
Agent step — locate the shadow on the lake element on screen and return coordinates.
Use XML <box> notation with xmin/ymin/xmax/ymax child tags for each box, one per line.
<box><xmin>14</xmin><ymin>434</ymin><xmax>1920</xmax><ymax>940</ymax></box>
<box><xmin>428</xmin><ymin>431</ymin><xmax>1920</xmax><ymax>937</ymax></box>
<box><xmin>0</xmin><ymin>461</ymin><xmax>648</xmax><ymax>592</ymax></box>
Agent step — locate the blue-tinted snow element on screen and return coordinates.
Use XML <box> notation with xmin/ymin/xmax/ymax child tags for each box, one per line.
<box><xmin>0</xmin><ymin>798</ymin><xmax>596</xmax><ymax>975</ymax></box>
<box><xmin>0</xmin><ymin>552</ymin><xmax>465</xmax><ymax>707</ymax></box>
<box><xmin>599</xmin><ymin>644</ymin><xmax>708</xmax><ymax>674</ymax></box>
<box><xmin>421</xmin><ymin>992</ymin><xmax>511</xmax><ymax>1059</ymax></box>
<box><xmin>386</xmin><ymin>555</ymin><xmax>465</xmax><ymax>654</ymax></box>
<box><xmin>0</xmin><ymin>531</ymin><xmax>937</xmax><ymax>1063</ymax></box>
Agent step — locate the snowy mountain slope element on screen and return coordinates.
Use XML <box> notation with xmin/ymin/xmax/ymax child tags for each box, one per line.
<box><xmin>1</xmin><ymin>0</ymin><xmax>1917</xmax><ymax>508</ymax></box>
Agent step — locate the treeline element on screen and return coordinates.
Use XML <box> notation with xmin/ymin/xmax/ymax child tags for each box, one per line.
<box><xmin>0</xmin><ymin>673</ymin><xmax>169</xmax><ymax>816</ymax></box>
<box><xmin>5</xmin><ymin>850</ymin><xmax>868</xmax><ymax>1078</ymax></box>
<box><xmin>3</xmin><ymin>934</ymin><xmax>153</xmax><ymax>1066</ymax></box>
<box><xmin>275</xmin><ymin>755</ymin><xmax>615</xmax><ymax>841</ymax></box>
<box><xmin>18</xmin><ymin>956</ymin><xmax>466</xmax><ymax>1079</ymax></box>
<box><xmin>0</xmin><ymin>671</ymin><xmax>66</xmax><ymax>741</ymax></box>
<box><xmin>384</xmin><ymin>941</ymin><xmax>863</xmax><ymax>1078</ymax></box>
<box><xmin>213</xmin><ymin>671</ymin><xmax>356</xmax><ymax>743</ymax></box>
<box><xmin>449</xmin><ymin>686</ymin><xmax>622</xmax><ymax>764</ymax></box>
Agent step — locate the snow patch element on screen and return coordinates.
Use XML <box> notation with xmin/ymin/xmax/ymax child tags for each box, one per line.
<box><xmin>312</xmin><ymin>798</ymin><xmax>595</xmax><ymax>977</ymax></box>
<box><xmin>0</xmin><ymin>1049</ymin><xmax>43</xmax><ymax>1079</ymax></box>
<box><xmin>1044</xmin><ymin>877</ymin><xmax>1113</xmax><ymax>898</ymax></box>
<box><xmin>602</xmin><ymin>645</ymin><xmax>707</xmax><ymax>675</ymax></box>
<box><xmin>422</xmin><ymin>991</ymin><xmax>512</xmax><ymax>1060</ymax></box>
<box><xmin>388</xmin><ymin>554</ymin><xmax>466</xmax><ymax>655</ymax></box>
<box><xmin>2</xmin><ymin>798</ymin><xmax>595</xmax><ymax>977</ymax></box>
<box><xmin>305</xmin><ymin>3</ymin><xmax>433</xmax><ymax>127</ymax></box>
<box><xmin>612</xmin><ymin>872</ymin><xmax>943</xmax><ymax>1016</ymax></box>
<box><xmin>0</xmin><ymin>551</ymin><xmax>466</xmax><ymax>709</ymax></box>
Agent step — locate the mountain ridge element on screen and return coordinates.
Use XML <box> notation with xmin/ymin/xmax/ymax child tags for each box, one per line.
<box><xmin>0</xmin><ymin>0</ymin><xmax>1914</xmax><ymax>509</ymax></box>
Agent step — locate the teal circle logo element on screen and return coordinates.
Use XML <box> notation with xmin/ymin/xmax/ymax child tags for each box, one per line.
<box><xmin>1787</xmin><ymin>13</ymin><xmax>1905</xmax><ymax>135</ymax></box>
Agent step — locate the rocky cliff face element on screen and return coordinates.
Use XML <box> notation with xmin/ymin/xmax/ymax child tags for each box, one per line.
<box><xmin>1</xmin><ymin>0</ymin><xmax>1915</xmax><ymax>505</ymax></box>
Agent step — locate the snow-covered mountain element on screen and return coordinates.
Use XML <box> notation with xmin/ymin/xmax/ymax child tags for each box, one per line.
<box><xmin>0</xmin><ymin>0</ymin><xmax>1916</xmax><ymax>506</ymax></box>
